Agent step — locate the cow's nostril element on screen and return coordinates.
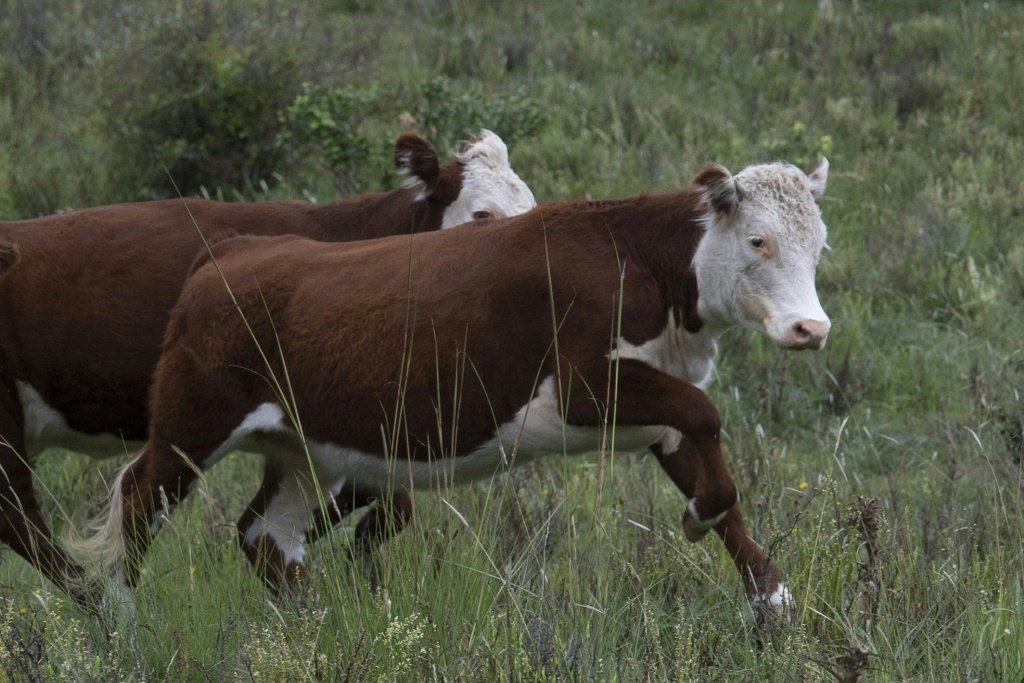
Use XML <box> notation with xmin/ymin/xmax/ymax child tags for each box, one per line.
<box><xmin>787</xmin><ymin>319</ymin><xmax>830</xmax><ymax>350</ymax></box>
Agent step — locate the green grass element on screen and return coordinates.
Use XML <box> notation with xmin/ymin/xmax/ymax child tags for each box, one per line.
<box><xmin>2</xmin><ymin>0</ymin><xmax>1024</xmax><ymax>680</ymax></box>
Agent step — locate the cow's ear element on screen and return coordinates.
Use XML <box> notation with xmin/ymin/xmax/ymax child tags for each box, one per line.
<box><xmin>394</xmin><ymin>133</ymin><xmax>440</xmax><ymax>199</ymax></box>
<box><xmin>0</xmin><ymin>242</ymin><xmax>19</xmax><ymax>277</ymax></box>
<box><xmin>807</xmin><ymin>157</ymin><xmax>829</xmax><ymax>204</ymax></box>
<box><xmin>694</xmin><ymin>163</ymin><xmax>740</xmax><ymax>216</ymax></box>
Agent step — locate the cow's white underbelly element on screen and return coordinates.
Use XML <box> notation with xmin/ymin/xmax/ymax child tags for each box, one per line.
<box><xmin>312</xmin><ymin>375</ymin><xmax>675</xmax><ymax>489</ymax></box>
<box><xmin>15</xmin><ymin>381</ymin><xmax>143</xmax><ymax>460</ymax></box>
<box><xmin>203</xmin><ymin>378</ymin><xmax>680</xmax><ymax>492</ymax></box>
<box><xmin>200</xmin><ymin>318</ymin><xmax>720</xmax><ymax>491</ymax></box>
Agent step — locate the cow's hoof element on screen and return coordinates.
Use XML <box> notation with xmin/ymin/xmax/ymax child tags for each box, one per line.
<box><xmin>751</xmin><ymin>583</ymin><xmax>796</xmax><ymax>638</ymax></box>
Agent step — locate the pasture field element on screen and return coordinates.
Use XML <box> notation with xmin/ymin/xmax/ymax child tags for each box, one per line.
<box><xmin>1</xmin><ymin>0</ymin><xmax>1023</xmax><ymax>680</ymax></box>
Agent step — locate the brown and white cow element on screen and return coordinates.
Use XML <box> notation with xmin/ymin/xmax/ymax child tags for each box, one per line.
<box><xmin>77</xmin><ymin>159</ymin><xmax>830</xmax><ymax>617</ymax></box>
<box><xmin>0</xmin><ymin>130</ymin><xmax>534</xmax><ymax>602</ymax></box>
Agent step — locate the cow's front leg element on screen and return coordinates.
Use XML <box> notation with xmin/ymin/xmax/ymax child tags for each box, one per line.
<box><xmin>653</xmin><ymin>441</ymin><xmax>791</xmax><ymax>619</ymax></box>
<box><xmin>655</xmin><ymin>438</ymin><xmax>737</xmax><ymax>544</ymax></box>
<box><xmin>569</xmin><ymin>359</ymin><xmax>788</xmax><ymax>615</ymax></box>
<box><xmin>570</xmin><ymin>359</ymin><xmax>737</xmax><ymax>534</ymax></box>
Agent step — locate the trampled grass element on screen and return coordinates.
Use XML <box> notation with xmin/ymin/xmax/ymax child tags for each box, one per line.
<box><xmin>2</xmin><ymin>0</ymin><xmax>1024</xmax><ymax>680</ymax></box>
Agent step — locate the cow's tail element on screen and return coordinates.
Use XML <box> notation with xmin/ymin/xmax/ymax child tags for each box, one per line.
<box><xmin>65</xmin><ymin>460</ymin><xmax>132</xmax><ymax>579</ymax></box>
<box><xmin>0</xmin><ymin>242</ymin><xmax>19</xmax><ymax>278</ymax></box>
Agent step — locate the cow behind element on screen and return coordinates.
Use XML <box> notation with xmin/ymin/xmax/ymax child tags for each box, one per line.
<box><xmin>0</xmin><ymin>130</ymin><xmax>534</xmax><ymax>603</ymax></box>
<box><xmin>76</xmin><ymin>159</ymin><xmax>831</xmax><ymax>621</ymax></box>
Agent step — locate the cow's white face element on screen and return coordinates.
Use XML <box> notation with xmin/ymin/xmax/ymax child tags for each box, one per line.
<box><xmin>442</xmin><ymin>130</ymin><xmax>536</xmax><ymax>228</ymax></box>
<box><xmin>692</xmin><ymin>159</ymin><xmax>831</xmax><ymax>350</ymax></box>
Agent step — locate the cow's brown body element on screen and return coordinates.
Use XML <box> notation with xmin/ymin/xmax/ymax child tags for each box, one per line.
<box><xmin>0</xmin><ymin>131</ymin><xmax>535</xmax><ymax>602</ymax></box>
<box><xmin>85</xmin><ymin>160</ymin><xmax>832</xmax><ymax>616</ymax></box>
<box><xmin>153</xmin><ymin>196</ymin><xmax>706</xmax><ymax>461</ymax></box>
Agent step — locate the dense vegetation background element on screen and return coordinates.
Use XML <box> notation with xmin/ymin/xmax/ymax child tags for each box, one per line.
<box><xmin>1</xmin><ymin>0</ymin><xmax>1022</xmax><ymax>680</ymax></box>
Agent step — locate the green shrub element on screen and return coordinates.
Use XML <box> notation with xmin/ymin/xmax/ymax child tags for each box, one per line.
<box><xmin>277</xmin><ymin>82</ymin><xmax>385</xmax><ymax>194</ymax></box>
<box><xmin>276</xmin><ymin>76</ymin><xmax>546</xmax><ymax>194</ymax></box>
<box><xmin>413</xmin><ymin>76</ymin><xmax>546</xmax><ymax>155</ymax></box>
<box><xmin>98</xmin><ymin>2</ymin><xmax>305</xmax><ymax>197</ymax></box>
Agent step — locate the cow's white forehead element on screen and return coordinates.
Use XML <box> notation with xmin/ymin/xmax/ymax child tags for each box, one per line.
<box><xmin>453</xmin><ymin>130</ymin><xmax>536</xmax><ymax>219</ymax></box>
<box><xmin>457</xmin><ymin>130</ymin><xmax>512</xmax><ymax>171</ymax></box>
<box><xmin>734</xmin><ymin>163</ymin><xmax>825</xmax><ymax>244</ymax></box>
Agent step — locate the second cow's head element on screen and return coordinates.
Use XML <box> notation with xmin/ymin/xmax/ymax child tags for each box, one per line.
<box><xmin>394</xmin><ymin>129</ymin><xmax>536</xmax><ymax>228</ymax></box>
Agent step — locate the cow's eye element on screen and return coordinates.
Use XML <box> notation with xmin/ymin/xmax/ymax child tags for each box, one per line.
<box><xmin>749</xmin><ymin>236</ymin><xmax>766</xmax><ymax>249</ymax></box>
<box><xmin>472</xmin><ymin>210</ymin><xmax>493</xmax><ymax>220</ymax></box>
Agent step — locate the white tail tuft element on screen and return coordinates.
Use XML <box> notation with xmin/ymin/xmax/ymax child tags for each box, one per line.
<box><xmin>64</xmin><ymin>460</ymin><xmax>133</xmax><ymax>578</ymax></box>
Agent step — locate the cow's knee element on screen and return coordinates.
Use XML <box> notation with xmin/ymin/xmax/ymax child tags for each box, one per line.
<box><xmin>682</xmin><ymin>483</ymin><xmax>737</xmax><ymax>542</ymax></box>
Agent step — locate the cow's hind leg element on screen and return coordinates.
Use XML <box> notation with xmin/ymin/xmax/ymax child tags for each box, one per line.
<box><xmin>0</xmin><ymin>386</ymin><xmax>95</xmax><ymax>605</ymax></box>
<box><xmin>235</xmin><ymin>433</ymin><xmax>348</xmax><ymax>596</ymax></box>
<box><xmin>236</xmin><ymin>461</ymin><xmax>323</xmax><ymax>595</ymax></box>
<box><xmin>307</xmin><ymin>485</ymin><xmax>413</xmax><ymax>589</ymax></box>
<box><xmin>350</xmin><ymin>489</ymin><xmax>413</xmax><ymax>558</ymax></box>
<box><xmin>238</xmin><ymin>451</ymin><xmax>414</xmax><ymax>596</ymax></box>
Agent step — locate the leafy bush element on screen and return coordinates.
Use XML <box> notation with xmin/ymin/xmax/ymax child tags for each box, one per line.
<box><xmin>276</xmin><ymin>76</ymin><xmax>546</xmax><ymax>193</ymax></box>
<box><xmin>413</xmin><ymin>76</ymin><xmax>546</xmax><ymax>154</ymax></box>
<box><xmin>277</xmin><ymin>83</ymin><xmax>385</xmax><ymax>194</ymax></box>
<box><xmin>98</xmin><ymin>2</ymin><xmax>306</xmax><ymax>197</ymax></box>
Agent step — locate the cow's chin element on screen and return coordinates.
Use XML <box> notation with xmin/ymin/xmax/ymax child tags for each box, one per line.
<box><xmin>777</xmin><ymin>335</ymin><xmax>828</xmax><ymax>351</ymax></box>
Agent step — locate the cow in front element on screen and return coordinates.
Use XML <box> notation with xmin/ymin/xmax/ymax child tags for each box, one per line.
<box><xmin>0</xmin><ymin>130</ymin><xmax>534</xmax><ymax>603</ymax></box>
<box><xmin>77</xmin><ymin>159</ymin><xmax>830</xmax><ymax>617</ymax></box>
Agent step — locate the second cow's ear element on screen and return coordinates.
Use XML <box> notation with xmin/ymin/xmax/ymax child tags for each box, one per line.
<box><xmin>394</xmin><ymin>133</ymin><xmax>441</xmax><ymax>199</ymax></box>
<box><xmin>693</xmin><ymin>164</ymin><xmax>740</xmax><ymax>218</ymax></box>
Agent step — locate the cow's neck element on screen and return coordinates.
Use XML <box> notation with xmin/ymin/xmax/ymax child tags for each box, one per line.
<box><xmin>308</xmin><ymin>189</ymin><xmax>448</xmax><ymax>241</ymax></box>
<box><xmin>607</xmin><ymin>190</ymin><xmax>709</xmax><ymax>336</ymax></box>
